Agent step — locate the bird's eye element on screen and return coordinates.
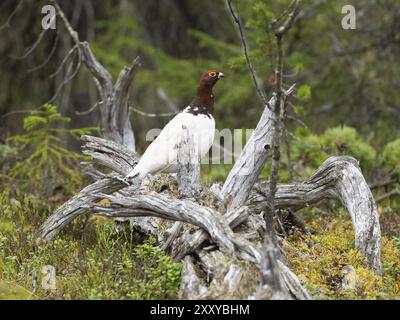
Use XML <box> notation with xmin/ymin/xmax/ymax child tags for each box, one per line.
<box><xmin>209</xmin><ymin>73</ymin><xmax>216</xmax><ymax>77</ymax></box>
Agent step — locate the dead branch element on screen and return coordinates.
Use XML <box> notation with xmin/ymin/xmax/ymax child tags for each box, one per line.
<box><xmin>176</xmin><ymin>126</ymin><xmax>202</xmax><ymax>199</ymax></box>
<box><xmin>220</xmin><ymin>85</ymin><xmax>295</xmax><ymax>211</ymax></box>
<box><xmin>172</xmin><ymin>206</ymin><xmax>250</xmax><ymax>261</ymax></box>
<box><xmin>260</xmin><ymin>238</ymin><xmax>288</xmax><ymax>297</ymax></box>
<box><xmin>220</xmin><ymin>95</ymin><xmax>274</xmax><ymax>210</ymax></box>
<box><xmin>226</xmin><ymin>0</ymin><xmax>268</xmax><ymax>106</ymax></box>
<box><xmin>260</xmin><ymin>0</ymin><xmax>300</xmax><ymax>290</ymax></box>
<box><xmin>38</xmin><ymin>133</ymin><xmax>381</xmax><ymax>301</ymax></box>
<box><xmin>130</xmin><ymin>107</ymin><xmax>177</xmax><ymax>118</ymax></box>
<box><xmin>248</xmin><ymin>156</ymin><xmax>382</xmax><ymax>274</ymax></box>
<box><xmin>37</xmin><ymin>135</ymin><xmax>138</xmax><ymax>241</ymax></box>
<box><xmin>179</xmin><ymin>256</ymin><xmax>208</xmax><ymax>299</ymax></box>
<box><xmin>49</xmin><ymin>0</ymin><xmax>140</xmax><ymax>151</ymax></box>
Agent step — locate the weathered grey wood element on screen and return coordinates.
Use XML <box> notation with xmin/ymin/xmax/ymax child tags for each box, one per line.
<box><xmin>277</xmin><ymin>261</ymin><xmax>311</xmax><ymax>300</ymax></box>
<box><xmin>193</xmin><ymin>250</ymin><xmax>249</xmax><ymax>299</ymax></box>
<box><xmin>84</xmin><ymin>49</ymin><xmax>139</xmax><ymax>150</ymax></box>
<box><xmin>188</xmin><ymin>247</ymin><xmax>307</xmax><ymax>300</ymax></box>
<box><xmin>80</xmin><ymin>162</ymin><xmax>106</xmax><ymax>181</ymax></box>
<box><xmin>161</xmin><ymin>221</ymin><xmax>184</xmax><ymax>252</ymax></box>
<box><xmin>223</xmin><ymin>264</ymin><xmax>244</xmax><ymax>293</ymax></box>
<box><xmin>220</xmin><ymin>96</ymin><xmax>275</xmax><ymax>210</ymax></box>
<box><xmin>176</xmin><ymin>126</ymin><xmax>201</xmax><ymax>198</ymax></box>
<box><xmin>172</xmin><ymin>206</ymin><xmax>249</xmax><ymax>260</ymax></box>
<box><xmin>248</xmin><ymin>156</ymin><xmax>382</xmax><ymax>274</ymax></box>
<box><xmin>38</xmin><ymin>135</ymin><xmax>381</xmax><ymax>301</ymax></box>
<box><xmin>179</xmin><ymin>256</ymin><xmax>208</xmax><ymax>299</ymax></box>
<box><xmin>80</xmin><ymin>135</ymin><xmax>138</xmax><ymax>175</ymax></box>
<box><xmin>37</xmin><ymin>176</ymin><xmax>128</xmax><ymax>240</ymax></box>
<box><xmin>51</xmin><ymin>1</ymin><xmax>139</xmax><ymax>151</ymax></box>
<box><xmin>38</xmin><ymin>135</ymin><xmax>138</xmax><ymax>240</ymax></box>
<box><xmin>260</xmin><ymin>238</ymin><xmax>287</xmax><ymax>297</ymax></box>
<box><xmin>39</xmin><ymin>135</ymin><xmax>381</xmax><ymax>277</ymax></box>
<box><xmin>220</xmin><ymin>87</ymin><xmax>297</xmax><ymax>211</ymax></box>
<box><xmin>92</xmin><ymin>193</ymin><xmax>263</xmax><ymax>264</ymax></box>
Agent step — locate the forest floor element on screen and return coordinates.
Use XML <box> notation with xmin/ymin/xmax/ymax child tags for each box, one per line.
<box><xmin>0</xmin><ymin>188</ymin><xmax>399</xmax><ymax>300</ymax></box>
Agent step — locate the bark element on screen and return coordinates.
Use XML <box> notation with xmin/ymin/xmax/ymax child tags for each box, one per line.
<box><xmin>37</xmin><ymin>135</ymin><xmax>137</xmax><ymax>241</ymax></box>
<box><xmin>220</xmin><ymin>84</ymin><xmax>295</xmax><ymax>211</ymax></box>
<box><xmin>179</xmin><ymin>256</ymin><xmax>208</xmax><ymax>299</ymax></box>
<box><xmin>176</xmin><ymin>126</ymin><xmax>201</xmax><ymax>198</ymax></box>
<box><xmin>80</xmin><ymin>43</ymin><xmax>140</xmax><ymax>151</ymax></box>
<box><xmin>220</xmin><ymin>96</ymin><xmax>275</xmax><ymax>210</ymax></box>
<box><xmin>172</xmin><ymin>206</ymin><xmax>249</xmax><ymax>260</ymax></box>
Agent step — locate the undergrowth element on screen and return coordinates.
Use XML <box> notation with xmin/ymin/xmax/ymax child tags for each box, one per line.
<box><xmin>0</xmin><ymin>105</ymin><xmax>181</xmax><ymax>300</ymax></box>
<box><xmin>284</xmin><ymin>217</ymin><xmax>400</xmax><ymax>300</ymax></box>
<box><xmin>0</xmin><ymin>190</ymin><xmax>182</xmax><ymax>300</ymax></box>
<box><xmin>0</xmin><ymin>105</ymin><xmax>399</xmax><ymax>300</ymax></box>
<box><xmin>2</xmin><ymin>104</ymin><xmax>97</xmax><ymax>197</ymax></box>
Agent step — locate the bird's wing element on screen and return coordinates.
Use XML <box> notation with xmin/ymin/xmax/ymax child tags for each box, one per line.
<box><xmin>127</xmin><ymin>112</ymin><xmax>194</xmax><ymax>178</ymax></box>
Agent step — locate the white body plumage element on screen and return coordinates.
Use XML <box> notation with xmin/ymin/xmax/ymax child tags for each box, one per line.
<box><xmin>126</xmin><ymin>108</ymin><xmax>215</xmax><ymax>179</ymax></box>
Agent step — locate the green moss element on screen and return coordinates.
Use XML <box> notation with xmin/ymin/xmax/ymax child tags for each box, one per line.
<box><xmin>0</xmin><ymin>190</ymin><xmax>182</xmax><ymax>300</ymax></box>
<box><xmin>0</xmin><ymin>280</ymin><xmax>34</xmax><ymax>300</ymax></box>
<box><xmin>284</xmin><ymin>218</ymin><xmax>400</xmax><ymax>300</ymax></box>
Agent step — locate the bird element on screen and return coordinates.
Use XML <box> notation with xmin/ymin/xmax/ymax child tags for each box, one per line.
<box><xmin>125</xmin><ymin>70</ymin><xmax>224</xmax><ymax>181</ymax></box>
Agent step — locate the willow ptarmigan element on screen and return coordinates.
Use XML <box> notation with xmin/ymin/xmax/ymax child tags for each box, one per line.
<box><xmin>125</xmin><ymin>70</ymin><xmax>224</xmax><ymax>180</ymax></box>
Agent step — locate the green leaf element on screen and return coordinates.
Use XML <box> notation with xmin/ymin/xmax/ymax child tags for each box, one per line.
<box><xmin>297</xmin><ymin>84</ymin><xmax>312</xmax><ymax>101</ymax></box>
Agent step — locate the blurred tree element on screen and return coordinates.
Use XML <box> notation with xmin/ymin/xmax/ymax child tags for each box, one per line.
<box><xmin>0</xmin><ymin>0</ymin><xmax>399</xmax><ymax>152</ymax></box>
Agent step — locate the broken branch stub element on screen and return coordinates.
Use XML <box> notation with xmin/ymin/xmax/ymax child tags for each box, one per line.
<box><xmin>52</xmin><ymin>1</ymin><xmax>140</xmax><ymax>151</ymax></box>
<box><xmin>176</xmin><ymin>126</ymin><xmax>201</xmax><ymax>198</ymax></box>
<box><xmin>220</xmin><ymin>96</ymin><xmax>275</xmax><ymax>210</ymax></box>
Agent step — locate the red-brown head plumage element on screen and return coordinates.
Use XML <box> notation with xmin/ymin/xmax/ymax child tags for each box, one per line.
<box><xmin>189</xmin><ymin>70</ymin><xmax>224</xmax><ymax>115</ymax></box>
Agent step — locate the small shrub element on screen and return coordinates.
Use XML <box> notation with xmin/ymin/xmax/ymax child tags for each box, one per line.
<box><xmin>321</xmin><ymin>126</ymin><xmax>376</xmax><ymax>170</ymax></box>
<box><xmin>0</xmin><ymin>191</ymin><xmax>182</xmax><ymax>300</ymax></box>
<box><xmin>291</xmin><ymin>126</ymin><xmax>376</xmax><ymax>176</ymax></box>
<box><xmin>382</xmin><ymin>138</ymin><xmax>400</xmax><ymax>174</ymax></box>
<box><xmin>4</xmin><ymin>104</ymin><xmax>97</xmax><ymax>197</ymax></box>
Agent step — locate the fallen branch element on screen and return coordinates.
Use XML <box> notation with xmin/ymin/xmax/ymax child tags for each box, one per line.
<box><xmin>38</xmin><ymin>137</ymin><xmax>381</xmax><ymax>303</ymax></box>
<box><xmin>98</xmin><ymin>195</ymin><xmax>262</xmax><ymax>263</ymax></box>
<box><xmin>39</xmin><ymin>137</ymin><xmax>382</xmax><ymax>275</ymax></box>
<box><xmin>248</xmin><ymin>156</ymin><xmax>382</xmax><ymax>274</ymax></box>
<box><xmin>220</xmin><ymin>95</ymin><xmax>275</xmax><ymax>210</ymax></box>
<box><xmin>38</xmin><ymin>135</ymin><xmax>138</xmax><ymax>241</ymax></box>
<box><xmin>176</xmin><ymin>126</ymin><xmax>201</xmax><ymax>199</ymax></box>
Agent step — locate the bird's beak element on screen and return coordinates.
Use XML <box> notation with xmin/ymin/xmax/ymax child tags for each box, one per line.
<box><xmin>218</xmin><ymin>72</ymin><xmax>225</xmax><ymax>79</ymax></box>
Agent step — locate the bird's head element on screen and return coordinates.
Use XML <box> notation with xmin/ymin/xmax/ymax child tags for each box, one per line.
<box><xmin>191</xmin><ymin>70</ymin><xmax>224</xmax><ymax>112</ymax></box>
<box><xmin>199</xmin><ymin>70</ymin><xmax>225</xmax><ymax>88</ymax></box>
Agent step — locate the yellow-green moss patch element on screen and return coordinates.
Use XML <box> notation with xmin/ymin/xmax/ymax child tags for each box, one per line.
<box><xmin>284</xmin><ymin>218</ymin><xmax>400</xmax><ymax>299</ymax></box>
